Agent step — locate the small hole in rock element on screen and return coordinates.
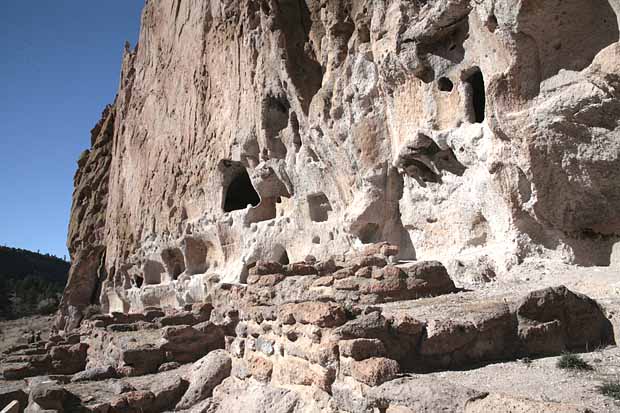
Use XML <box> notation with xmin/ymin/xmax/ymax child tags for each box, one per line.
<box><xmin>279</xmin><ymin>251</ymin><xmax>290</xmax><ymax>265</ymax></box>
<box><xmin>487</xmin><ymin>15</ymin><xmax>498</xmax><ymax>32</ymax></box>
<box><xmin>465</xmin><ymin>69</ymin><xmax>486</xmax><ymax>123</ymax></box>
<box><xmin>438</xmin><ymin>77</ymin><xmax>454</xmax><ymax>92</ymax></box>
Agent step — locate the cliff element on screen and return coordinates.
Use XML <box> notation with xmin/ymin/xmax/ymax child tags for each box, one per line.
<box><xmin>58</xmin><ymin>0</ymin><xmax>620</xmax><ymax>329</ymax></box>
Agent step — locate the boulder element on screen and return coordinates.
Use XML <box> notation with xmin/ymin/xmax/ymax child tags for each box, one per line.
<box><xmin>334</xmin><ymin>312</ymin><xmax>390</xmax><ymax>340</ymax></box>
<box><xmin>278</xmin><ymin>302</ymin><xmax>347</xmax><ymax>328</ymax></box>
<box><xmin>341</xmin><ymin>357</ymin><xmax>400</xmax><ymax>387</ymax></box>
<box><xmin>339</xmin><ymin>339</ymin><xmax>386</xmax><ymax>361</ymax></box>
<box><xmin>403</xmin><ymin>261</ymin><xmax>457</xmax><ymax>297</ymax></box>
<box><xmin>49</xmin><ymin>343</ymin><xmax>88</xmax><ymax>375</ymax></box>
<box><xmin>516</xmin><ymin>286</ymin><xmax>615</xmax><ymax>354</ymax></box>
<box><xmin>28</xmin><ymin>382</ymin><xmax>81</xmax><ymax>413</ymax></box>
<box><xmin>161</xmin><ymin>324</ymin><xmax>225</xmax><ymax>363</ymax></box>
<box><xmin>71</xmin><ymin>366</ymin><xmax>117</xmax><ymax>382</ymax></box>
<box><xmin>158</xmin><ymin>361</ymin><xmax>181</xmax><ymax>372</ymax></box>
<box><xmin>121</xmin><ymin>345</ymin><xmax>164</xmax><ymax>375</ymax></box>
<box><xmin>246</xmin><ymin>353</ymin><xmax>273</xmax><ymax>383</ymax></box>
<box><xmin>150</xmin><ymin>375</ymin><xmax>189</xmax><ymax>412</ymax></box>
<box><xmin>176</xmin><ymin>350</ymin><xmax>232</xmax><ymax>409</ymax></box>
<box><xmin>367</xmin><ymin>377</ymin><xmax>486</xmax><ymax>412</ymax></box>
<box><xmin>272</xmin><ymin>356</ymin><xmax>334</xmax><ymax>392</ymax></box>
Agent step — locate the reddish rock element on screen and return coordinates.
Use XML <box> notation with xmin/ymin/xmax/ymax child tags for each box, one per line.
<box><xmin>334</xmin><ymin>277</ymin><xmax>361</xmax><ymax>291</ymax></box>
<box><xmin>350</xmin><ymin>255</ymin><xmax>388</xmax><ymax>272</ymax></box>
<box><xmin>516</xmin><ymin>286</ymin><xmax>615</xmax><ymax>354</ymax></box>
<box><xmin>339</xmin><ymin>339</ymin><xmax>386</xmax><ymax>361</ymax></box>
<box><xmin>419</xmin><ymin>320</ymin><xmax>478</xmax><ymax>356</ymax></box>
<box><xmin>285</xmin><ymin>263</ymin><xmax>318</xmax><ymax>276</ymax></box>
<box><xmin>355</xmin><ymin>267</ymin><xmax>373</xmax><ymax>278</ymax></box>
<box><xmin>121</xmin><ymin>345</ymin><xmax>164</xmax><ymax>375</ymax></box>
<box><xmin>279</xmin><ymin>302</ymin><xmax>347</xmax><ymax>328</ymax></box>
<box><xmin>247</xmin><ymin>353</ymin><xmax>273</xmax><ymax>382</ymax></box>
<box><xmin>161</xmin><ymin>325</ymin><xmax>224</xmax><ymax>363</ymax></box>
<box><xmin>176</xmin><ymin>350</ymin><xmax>232</xmax><ymax>409</ymax></box>
<box><xmin>251</xmin><ymin>261</ymin><xmax>284</xmax><ymax>276</ymax></box>
<box><xmin>273</xmin><ymin>356</ymin><xmax>335</xmax><ymax>392</ymax></box>
<box><xmin>333</xmin><ymin>268</ymin><xmax>354</xmax><ymax>279</ymax></box>
<box><xmin>343</xmin><ymin>357</ymin><xmax>400</xmax><ymax>386</ymax></box>
<box><xmin>404</xmin><ymin>261</ymin><xmax>457</xmax><ymax>297</ymax></box>
<box><xmin>150</xmin><ymin>375</ymin><xmax>189</xmax><ymax>412</ymax></box>
<box><xmin>312</xmin><ymin>275</ymin><xmax>334</xmax><ymax>287</ymax></box>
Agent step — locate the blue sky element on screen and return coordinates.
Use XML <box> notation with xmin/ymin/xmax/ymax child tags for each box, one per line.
<box><xmin>0</xmin><ymin>2</ymin><xmax>144</xmax><ymax>260</ymax></box>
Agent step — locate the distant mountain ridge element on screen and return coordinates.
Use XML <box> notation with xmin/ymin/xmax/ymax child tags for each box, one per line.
<box><xmin>0</xmin><ymin>246</ymin><xmax>69</xmax><ymax>283</ymax></box>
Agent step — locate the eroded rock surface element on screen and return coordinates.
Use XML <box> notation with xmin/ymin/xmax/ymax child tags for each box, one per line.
<box><xmin>8</xmin><ymin>0</ymin><xmax>617</xmax><ymax>412</ymax></box>
<box><xmin>53</xmin><ymin>0</ymin><xmax>620</xmax><ymax>328</ymax></box>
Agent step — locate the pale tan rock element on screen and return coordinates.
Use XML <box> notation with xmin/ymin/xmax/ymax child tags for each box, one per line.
<box><xmin>46</xmin><ymin>1</ymin><xmax>620</xmax><ymax>410</ymax></box>
<box><xmin>176</xmin><ymin>350</ymin><xmax>231</xmax><ymax>410</ymax></box>
<box><xmin>340</xmin><ymin>356</ymin><xmax>400</xmax><ymax>387</ymax></box>
<box><xmin>56</xmin><ymin>0</ymin><xmax>620</xmax><ymax>323</ymax></box>
<box><xmin>465</xmin><ymin>393</ymin><xmax>591</xmax><ymax>413</ymax></box>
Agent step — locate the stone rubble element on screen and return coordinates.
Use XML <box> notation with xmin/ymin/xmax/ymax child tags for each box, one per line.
<box><xmin>1</xmin><ymin>245</ymin><xmax>615</xmax><ymax>412</ymax></box>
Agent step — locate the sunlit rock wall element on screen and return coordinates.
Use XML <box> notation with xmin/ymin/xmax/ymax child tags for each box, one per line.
<box><xmin>58</xmin><ymin>0</ymin><xmax>620</xmax><ymax>328</ymax></box>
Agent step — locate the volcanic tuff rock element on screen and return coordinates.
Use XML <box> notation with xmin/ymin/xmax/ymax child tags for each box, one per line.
<box><xmin>1</xmin><ymin>248</ymin><xmax>618</xmax><ymax>411</ymax></box>
<box><xmin>23</xmin><ymin>0</ymin><xmax>620</xmax><ymax>411</ymax></box>
<box><xmin>52</xmin><ymin>0</ymin><xmax>620</xmax><ymax>327</ymax></box>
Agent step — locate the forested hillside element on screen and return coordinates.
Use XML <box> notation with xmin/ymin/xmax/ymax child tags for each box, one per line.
<box><xmin>0</xmin><ymin>246</ymin><xmax>69</xmax><ymax>319</ymax></box>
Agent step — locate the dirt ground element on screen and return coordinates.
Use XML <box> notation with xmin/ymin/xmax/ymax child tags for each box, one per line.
<box><xmin>0</xmin><ymin>315</ymin><xmax>53</xmax><ymax>354</ymax></box>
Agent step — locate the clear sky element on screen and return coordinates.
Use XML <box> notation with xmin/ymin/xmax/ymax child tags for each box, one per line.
<box><xmin>0</xmin><ymin>2</ymin><xmax>144</xmax><ymax>260</ymax></box>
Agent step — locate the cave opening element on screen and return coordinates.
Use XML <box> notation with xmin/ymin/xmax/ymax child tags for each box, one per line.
<box><xmin>308</xmin><ymin>192</ymin><xmax>333</xmax><ymax>222</ymax></box>
<box><xmin>357</xmin><ymin>223</ymin><xmax>381</xmax><ymax>244</ymax></box>
<box><xmin>224</xmin><ymin>169</ymin><xmax>261</xmax><ymax>212</ymax></box>
<box><xmin>143</xmin><ymin>260</ymin><xmax>164</xmax><ymax>285</ymax></box>
<box><xmin>273</xmin><ymin>244</ymin><xmax>290</xmax><ymax>265</ymax></box>
<box><xmin>437</xmin><ymin>77</ymin><xmax>454</xmax><ymax>92</ymax></box>
<box><xmin>278</xmin><ymin>249</ymin><xmax>290</xmax><ymax>265</ymax></box>
<box><xmin>465</xmin><ymin>69</ymin><xmax>485</xmax><ymax>123</ymax></box>
<box><xmin>161</xmin><ymin>248</ymin><xmax>185</xmax><ymax>281</ymax></box>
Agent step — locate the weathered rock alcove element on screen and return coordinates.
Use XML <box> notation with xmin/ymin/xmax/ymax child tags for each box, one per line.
<box><xmin>223</xmin><ymin>168</ymin><xmax>260</xmax><ymax>213</ymax></box>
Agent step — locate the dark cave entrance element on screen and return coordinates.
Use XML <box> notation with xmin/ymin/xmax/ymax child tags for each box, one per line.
<box><xmin>437</xmin><ymin>77</ymin><xmax>454</xmax><ymax>92</ymax></box>
<box><xmin>465</xmin><ymin>69</ymin><xmax>485</xmax><ymax>123</ymax></box>
<box><xmin>278</xmin><ymin>249</ymin><xmax>290</xmax><ymax>265</ymax></box>
<box><xmin>223</xmin><ymin>169</ymin><xmax>261</xmax><ymax>212</ymax></box>
<box><xmin>161</xmin><ymin>247</ymin><xmax>185</xmax><ymax>281</ymax></box>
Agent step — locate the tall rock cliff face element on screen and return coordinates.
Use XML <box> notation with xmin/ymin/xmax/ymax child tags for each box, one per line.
<box><xmin>58</xmin><ymin>0</ymin><xmax>620</xmax><ymax>328</ymax></box>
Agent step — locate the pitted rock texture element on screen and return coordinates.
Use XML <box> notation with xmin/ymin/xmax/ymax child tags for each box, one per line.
<box><xmin>3</xmin><ymin>256</ymin><xmax>615</xmax><ymax>412</ymax></box>
<box><xmin>58</xmin><ymin>0</ymin><xmax>620</xmax><ymax>340</ymax></box>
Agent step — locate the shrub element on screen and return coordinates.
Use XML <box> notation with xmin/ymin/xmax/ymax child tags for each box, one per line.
<box><xmin>597</xmin><ymin>382</ymin><xmax>620</xmax><ymax>400</ymax></box>
<box><xmin>556</xmin><ymin>353</ymin><xmax>593</xmax><ymax>371</ymax></box>
<box><xmin>82</xmin><ymin>304</ymin><xmax>102</xmax><ymax>320</ymax></box>
<box><xmin>37</xmin><ymin>298</ymin><xmax>60</xmax><ymax>315</ymax></box>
